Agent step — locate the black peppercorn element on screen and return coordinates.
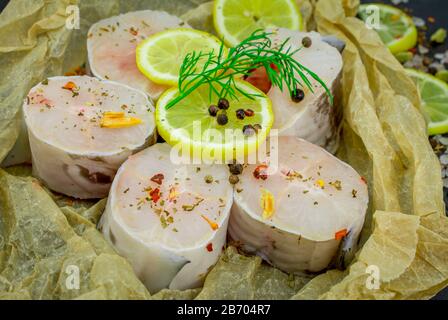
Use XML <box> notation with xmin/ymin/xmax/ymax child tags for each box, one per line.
<box><xmin>422</xmin><ymin>56</ymin><xmax>432</xmax><ymax>67</ymax></box>
<box><xmin>242</xmin><ymin>124</ymin><xmax>256</xmax><ymax>136</ymax></box>
<box><xmin>208</xmin><ymin>104</ymin><xmax>219</xmax><ymax>116</ymax></box>
<box><xmin>291</xmin><ymin>88</ymin><xmax>305</xmax><ymax>102</ymax></box>
<box><xmin>302</xmin><ymin>36</ymin><xmax>312</xmax><ymax>48</ymax></box>
<box><xmin>428</xmin><ymin>65</ymin><xmax>438</xmax><ymax>75</ymax></box>
<box><xmin>229</xmin><ymin>162</ymin><xmax>243</xmax><ymax>175</ymax></box>
<box><xmin>218</xmin><ymin>98</ymin><xmax>230</xmax><ymax>110</ymax></box>
<box><xmin>217</xmin><ymin>111</ymin><xmax>228</xmax><ymax>125</ymax></box>
<box><xmin>236</xmin><ymin>109</ymin><xmax>245</xmax><ymax>120</ymax></box>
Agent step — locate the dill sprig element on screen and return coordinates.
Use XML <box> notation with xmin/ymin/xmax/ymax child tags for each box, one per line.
<box><xmin>166</xmin><ymin>29</ymin><xmax>333</xmax><ymax>109</ymax></box>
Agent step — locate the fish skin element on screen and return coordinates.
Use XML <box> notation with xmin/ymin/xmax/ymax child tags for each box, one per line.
<box><xmin>23</xmin><ymin>76</ymin><xmax>155</xmax><ymax>199</ymax></box>
<box><xmin>99</xmin><ymin>143</ymin><xmax>233</xmax><ymax>292</ymax></box>
<box><xmin>266</xmin><ymin>29</ymin><xmax>343</xmax><ymax>153</ymax></box>
<box><xmin>321</xmin><ymin>35</ymin><xmax>346</xmax><ymax>53</ymax></box>
<box><xmin>229</xmin><ymin>137</ymin><xmax>368</xmax><ymax>273</ymax></box>
<box><xmin>99</xmin><ymin>208</ymin><xmax>191</xmax><ymax>293</ymax></box>
<box><xmin>229</xmin><ymin>201</ymin><xmax>340</xmax><ymax>273</ymax></box>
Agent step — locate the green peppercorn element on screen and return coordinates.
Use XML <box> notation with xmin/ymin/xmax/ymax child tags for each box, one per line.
<box><xmin>291</xmin><ymin>88</ymin><xmax>305</xmax><ymax>102</ymax></box>
<box><xmin>302</xmin><ymin>36</ymin><xmax>312</xmax><ymax>48</ymax></box>
<box><xmin>217</xmin><ymin>111</ymin><xmax>228</xmax><ymax>125</ymax></box>
<box><xmin>229</xmin><ymin>174</ymin><xmax>239</xmax><ymax>185</ymax></box>
<box><xmin>208</xmin><ymin>105</ymin><xmax>219</xmax><ymax>116</ymax></box>
<box><xmin>394</xmin><ymin>51</ymin><xmax>413</xmax><ymax>64</ymax></box>
<box><xmin>204</xmin><ymin>175</ymin><xmax>214</xmax><ymax>184</ymax></box>
<box><xmin>218</xmin><ymin>98</ymin><xmax>230</xmax><ymax>110</ymax></box>
<box><xmin>236</xmin><ymin>109</ymin><xmax>245</xmax><ymax>120</ymax></box>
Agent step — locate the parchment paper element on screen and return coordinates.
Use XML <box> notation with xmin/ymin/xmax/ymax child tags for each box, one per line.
<box><xmin>0</xmin><ymin>0</ymin><xmax>446</xmax><ymax>300</ymax></box>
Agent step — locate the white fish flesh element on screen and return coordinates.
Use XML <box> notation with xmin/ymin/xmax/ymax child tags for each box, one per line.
<box><xmin>228</xmin><ymin>136</ymin><xmax>368</xmax><ymax>273</ymax></box>
<box><xmin>87</xmin><ymin>10</ymin><xmax>190</xmax><ymax>101</ymax></box>
<box><xmin>267</xmin><ymin>29</ymin><xmax>343</xmax><ymax>153</ymax></box>
<box><xmin>23</xmin><ymin>75</ymin><xmax>156</xmax><ymax>199</ymax></box>
<box><xmin>99</xmin><ymin>143</ymin><xmax>233</xmax><ymax>293</ymax></box>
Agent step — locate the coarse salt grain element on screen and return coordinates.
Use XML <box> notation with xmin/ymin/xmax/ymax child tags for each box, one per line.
<box><xmin>440</xmin><ymin>154</ymin><xmax>448</xmax><ymax>165</ymax></box>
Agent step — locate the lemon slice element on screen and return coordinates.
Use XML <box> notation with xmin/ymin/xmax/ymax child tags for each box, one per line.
<box><xmin>156</xmin><ymin>80</ymin><xmax>273</xmax><ymax>162</ymax></box>
<box><xmin>136</xmin><ymin>29</ymin><xmax>223</xmax><ymax>85</ymax></box>
<box><xmin>406</xmin><ymin>68</ymin><xmax>448</xmax><ymax>136</ymax></box>
<box><xmin>358</xmin><ymin>4</ymin><xmax>417</xmax><ymax>54</ymax></box>
<box><xmin>213</xmin><ymin>0</ymin><xmax>303</xmax><ymax>47</ymax></box>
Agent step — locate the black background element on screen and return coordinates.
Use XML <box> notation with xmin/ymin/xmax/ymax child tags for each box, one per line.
<box><xmin>0</xmin><ymin>0</ymin><xmax>446</xmax><ymax>300</ymax></box>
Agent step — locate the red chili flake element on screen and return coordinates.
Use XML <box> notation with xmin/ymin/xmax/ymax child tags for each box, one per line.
<box><xmin>39</xmin><ymin>98</ymin><xmax>53</xmax><ymax>107</ymax></box>
<box><xmin>244</xmin><ymin>109</ymin><xmax>255</xmax><ymax>117</ymax></box>
<box><xmin>150</xmin><ymin>173</ymin><xmax>164</xmax><ymax>185</ymax></box>
<box><xmin>149</xmin><ymin>188</ymin><xmax>161</xmax><ymax>203</ymax></box>
<box><xmin>335</xmin><ymin>229</ymin><xmax>347</xmax><ymax>240</ymax></box>
<box><xmin>361</xmin><ymin>176</ymin><xmax>367</xmax><ymax>184</ymax></box>
<box><xmin>206</xmin><ymin>243</ymin><xmax>213</xmax><ymax>252</ymax></box>
<box><xmin>253</xmin><ymin>165</ymin><xmax>269</xmax><ymax>180</ymax></box>
<box><xmin>409</xmin><ymin>47</ymin><xmax>417</xmax><ymax>54</ymax></box>
<box><xmin>130</xmin><ymin>27</ymin><xmax>138</xmax><ymax>36</ymax></box>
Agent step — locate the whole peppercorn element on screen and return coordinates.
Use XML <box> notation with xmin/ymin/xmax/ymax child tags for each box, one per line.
<box><xmin>204</xmin><ymin>175</ymin><xmax>214</xmax><ymax>184</ymax></box>
<box><xmin>302</xmin><ymin>36</ymin><xmax>312</xmax><ymax>48</ymax></box>
<box><xmin>242</xmin><ymin>124</ymin><xmax>256</xmax><ymax>136</ymax></box>
<box><xmin>218</xmin><ymin>98</ymin><xmax>230</xmax><ymax>110</ymax></box>
<box><xmin>217</xmin><ymin>111</ymin><xmax>228</xmax><ymax>125</ymax></box>
<box><xmin>244</xmin><ymin>109</ymin><xmax>254</xmax><ymax>117</ymax></box>
<box><xmin>236</xmin><ymin>109</ymin><xmax>245</xmax><ymax>120</ymax></box>
<box><xmin>253</xmin><ymin>124</ymin><xmax>262</xmax><ymax>133</ymax></box>
<box><xmin>229</xmin><ymin>162</ymin><xmax>243</xmax><ymax>175</ymax></box>
<box><xmin>291</xmin><ymin>88</ymin><xmax>305</xmax><ymax>102</ymax></box>
<box><xmin>229</xmin><ymin>174</ymin><xmax>240</xmax><ymax>185</ymax></box>
<box><xmin>208</xmin><ymin>104</ymin><xmax>219</xmax><ymax>116</ymax></box>
<box><xmin>422</xmin><ymin>56</ymin><xmax>432</xmax><ymax>67</ymax></box>
<box><xmin>428</xmin><ymin>64</ymin><xmax>439</xmax><ymax>75</ymax></box>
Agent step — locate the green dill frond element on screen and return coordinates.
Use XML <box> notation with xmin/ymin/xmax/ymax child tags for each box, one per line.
<box><xmin>166</xmin><ymin>29</ymin><xmax>333</xmax><ymax>109</ymax></box>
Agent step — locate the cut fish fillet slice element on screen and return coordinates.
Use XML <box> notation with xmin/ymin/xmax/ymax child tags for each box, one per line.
<box><xmin>99</xmin><ymin>143</ymin><xmax>233</xmax><ymax>293</ymax></box>
<box><xmin>268</xmin><ymin>29</ymin><xmax>343</xmax><ymax>153</ymax></box>
<box><xmin>23</xmin><ymin>76</ymin><xmax>156</xmax><ymax>199</ymax></box>
<box><xmin>87</xmin><ymin>10</ymin><xmax>190</xmax><ymax>101</ymax></box>
<box><xmin>229</xmin><ymin>137</ymin><xmax>368</xmax><ymax>273</ymax></box>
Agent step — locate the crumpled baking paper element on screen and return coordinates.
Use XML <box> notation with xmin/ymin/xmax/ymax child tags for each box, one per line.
<box><xmin>291</xmin><ymin>0</ymin><xmax>448</xmax><ymax>299</ymax></box>
<box><xmin>0</xmin><ymin>0</ymin><xmax>447</xmax><ymax>300</ymax></box>
<box><xmin>0</xmin><ymin>169</ymin><xmax>150</xmax><ymax>299</ymax></box>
